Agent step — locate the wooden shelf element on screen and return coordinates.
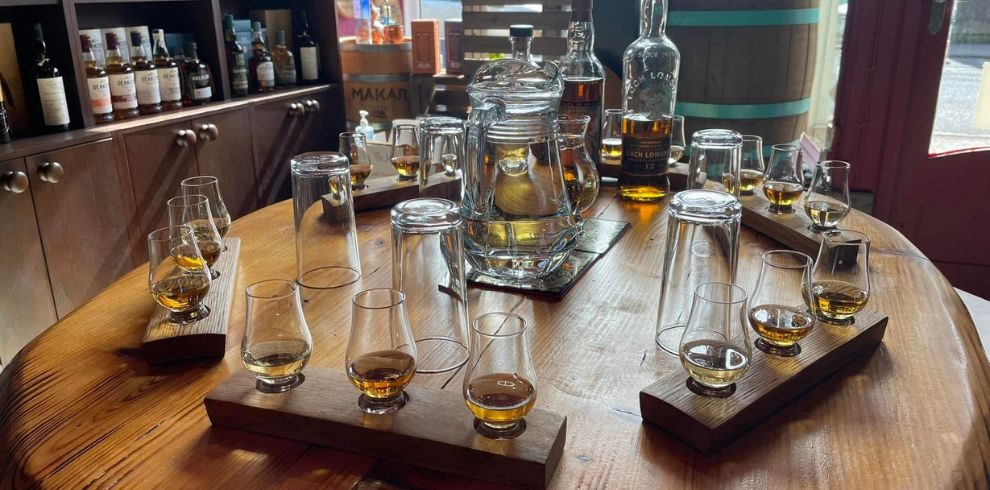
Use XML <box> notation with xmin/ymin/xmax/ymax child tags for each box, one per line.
<box><xmin>0</xmin><ymin>0</ymin><xmax>59</xmax><ymax>7</ymax></box>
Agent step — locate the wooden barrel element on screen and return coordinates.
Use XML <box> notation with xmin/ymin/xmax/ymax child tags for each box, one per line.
<box><xmin>339</xmin><ymin>38</ymin><xmax>413</xmax><ymax>127</ymax></box>
<box><xmin>668</xmin><ymin>1</ymin><xmax>819</xmax><ymax>150</ymax></box>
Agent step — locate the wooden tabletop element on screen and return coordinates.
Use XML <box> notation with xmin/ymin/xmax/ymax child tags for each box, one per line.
<box><xmin>2</xmin><ymin>187</ymin><xmax>989</xmax><ymax>488</ymax></box>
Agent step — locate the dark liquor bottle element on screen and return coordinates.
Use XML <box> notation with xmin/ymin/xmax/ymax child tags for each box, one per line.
<box><xmin>0</xmin><ymin>86</ymin><xmax>11</xmax><ymax>144</ymax></box>
<box><xmin>248</xmin><ymin>22</ymin><xmax>275</xmax><ymax>93</ymax></box>
<box><xmin>81</xmin><ymin>34</ymin><xmax>113</xmax><ymax>124</ymax></box>
<box><xmin>182</xmin><ymin>43</ymin><xmax>214</xmax><ymax>105</ymax></box>
<box><xmin>131</xmin><ymin>31</ymin><xmax>161</xmax><ymax>115</ymax></box>
<box><xmin>296</xmin><ymin>10</ymin><xmax>320</xmax><ymax>83</ymax></box>
<box><xmin>223</xmin><ymin>15</ymin><xmax>248</xmax><ymax>97</ymax></box>
<box><xmin>152</xmin><ymin>29</ymin><xmax>183</xmax><ymax>111</ymax></box>
<box><xmin>272</xmin><ymin>30</ymin><xmax>297</xmax><ymax>87</ymax></box>
<box><xmin>105</xmin><ymin>32</ymin><xmax>139</xmax><ymax>120</ymax></box>
<box><xmin>559</xmin><ymin>0</ymin><xmax>605</xmax><ymax>168</ymax></box>
<box><xmin>33</xmin><ymin>24</ymin><xmax>70</xmax><ymax>132</ymax></box>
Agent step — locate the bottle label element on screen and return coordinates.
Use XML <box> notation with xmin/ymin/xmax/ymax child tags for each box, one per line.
<box><xmin>88</xmin><ymin>76</ymin><xmax>113</xmax><ymax>115</ymax></box>
<box><xmin>191</xmin><ymin>73</ymin><xmax>212</xmax><ymax>100</ymax></box>
<box><xmin>257</xmin><ymin>61</ymin><xmax>275</xmax><ymax>87</ymax></box>
<box><xmin>232</xmin><ymin>55</ymin><xmax>248</xmax><ymax>91</ymax></box>
<box><xmin>279</xmin><ymin>63</ymin><xmax>297</xmax><ymax>85</ymax></box>
<box><xmin>621</xmin><ymin>132</ymin><xmax>671</xmax><ymax>175</ymax></box>
<box><xmin>37</xmin><ymin>77</ymin><xmax>70</xmax><ymax>126</ymax></box>
<box><xmin>135</xmin><ymin>70</ymin><xmax>161</xmax><ymax>105</ymax></box>
<box><xmin>109</xmin><ymin>73</ymin><xmax>138</xmax><ymax>110</ymax></box>
<box><xmin>157</xmin><ymin>67</ymin><xmax>182</xmax><ymax>101</ymax></box>
<box><xmin>300</xmin><ymin>47</ymin><xmax>318</xmax><ymax>80</ymax></box>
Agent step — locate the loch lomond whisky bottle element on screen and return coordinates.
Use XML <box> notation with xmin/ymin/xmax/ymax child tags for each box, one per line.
<box><xmin>81</xmin><ymin>34</ymin><xmax>113</xmax><ymax>124</ymax></box>
<box><xmin>182</xmin><ymin>43</ymin><xmax>214</xmax><ymax>105</ymax></box>
<box><xmin>33</xmin><ymin>24</ymin><xmax>70</xmax><ymax>132</ymax></box>
<box><xmin>248</xmin><ymin>22</ymin><xmax>275</xmax><ymax>93</ymax></box>
<box><xmin>131</xmin><ymin>31</ymin><xmax>161</xmax><ymax>115</ymax></box>
<box><xmin>559</xmin><ymin>0</ymin><xmax>605</xmax><ymax>168</ymax></box>
<box><xmin>152</xmin><ymin>30</ymin><xmax>183</xmax><ymax>111</ymax></box>
<box><xmin>619</xmin><ymin>0</ymin><xmax>680</xmax><ymax>202</ymax></box>
<box><xmin>223</xmin><ymin>15</ymin><xmax>249</xmax><ymax>97</ymax></box>
<box><xmin>105</xmin><ymin>32</ymin><xmax>139</xmax><ymax>120</ymax></box>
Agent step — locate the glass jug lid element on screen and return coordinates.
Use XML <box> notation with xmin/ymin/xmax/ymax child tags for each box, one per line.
<box><xmin>468</xmin><ymin>58</ymin><xmax>563</xmax><ymax>117</ymax></box>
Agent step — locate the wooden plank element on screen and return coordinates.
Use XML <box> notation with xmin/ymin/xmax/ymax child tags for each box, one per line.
<box><xmin>142</xmin><ymin>238</ymin><xmax>240</xmax><ymax>365</ymax></box>
<box><xmin>353</xmin><ymin>174</ymin><xmax>461</xmax><ymax>212</ymax></box>
<box><xmin>205</xmin><ymin>367</ymin><xmax>567</xmax><ymax>489</ymax></box>
<box><xmin>640</xmin><ymin>309</ymin><xmax>888</xmax><ymax>455</ymax></box>
<box><xmin>462</xmin><ymin>11</ymin><xmax>571</xmax><ymax>31</ymax></box>
<box><xmin>738</xmin><ymin>192</ymin><xmax>822</xmax><ymax>258</ymax></box>
<box><xmin>463</xmin><ymin>36</ymin><xmax>568</xmax><ymax>57</ymax></box>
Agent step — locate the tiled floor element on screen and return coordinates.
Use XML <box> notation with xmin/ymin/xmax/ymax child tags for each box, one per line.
<box><xmin>957</xmin><ymin>289</ymin><xmax>990</xmax><ymax>360</ymax></box>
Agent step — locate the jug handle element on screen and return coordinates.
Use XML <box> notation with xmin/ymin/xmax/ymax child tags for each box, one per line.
<box><xmin>467</xmin><ymin>98</ymin><xmax>507</xmax><ymax>129</ymax></box>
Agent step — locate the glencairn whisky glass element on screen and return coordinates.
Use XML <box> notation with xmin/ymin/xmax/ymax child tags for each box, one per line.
<box><xmin>600</xmin><ymin>108</ymin><xmax>622</xmax><ymax>167</ymax></box>
<box><xmin>463</xmin><ymin>312</ymin><xmax>537</xmax><ymax>439</ymax></box>
<box><xmin>558</xmin><ymin>114</ymin><xmax>600</xmax><ymax>214</ymax></box>
<box><xmin>749</xmin><ymin>250</ymin><xmax>815</xmax><ymax>357</ymax></box>
<box><xmin>389</xmin><ymin>124</ymin><xmax>419</xmax><ymax>182</ymax></box>
<box><xmin>811</xmin><ymin>229</ymin><xmax>871</xmax><ymax>325</ymax></box>
<box><xmin>147</xmin><ymin>225</ymin><xmax>212</xmax><ymax>324</ymax></box>
<box><xmin>339</xmin><ymin>132</ymin><xmax>373</xmax><ymax>190</ymax></box>
<box><xmin>180</xmin><ymin>176</ymin><xmax>231</xmax><ymax>242</ymax></box>
<box><xmin>762</xmin><ymin>144</ymin><xmax>803</xmax><ymax>213</ymax></box>
<box><xmin>679</xmin><ymin>282</ymin><xmax>751</xmax><ymax>397</ymax></box>
<box><xmin>167</xmin><ymin>194</ymin><xmax>223</xmax><ymax>279</ymax></box>
<box><xmin>241</xmin><ymin>279</ymin><xmax>312</xmax><ymax>393</ymax></box>
<box><xmin>804</xmin><ymin>160</ymin><xmax>851</xmax><ymax>231</ymax></box>
<box><xmin>346</xmin><ymin>288</ymin><xmax>418</xmax><ymax>414</ymax></box>
<box><xmin>739</xmin><ymin>135</ymin><xmax>765</xmax><ymax>195</ymax></box>
<box><xmin>669</xmin><ymin>115</ymin><xmax>685</xmax><ymax>165</ymax></box>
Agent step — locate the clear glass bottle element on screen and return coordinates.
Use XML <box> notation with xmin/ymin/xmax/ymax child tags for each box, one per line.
<box><xmin>33</xmin><ymin>24</ymin><xmax>70</xmax><ymax>132</ymax></box>
<box><xmin>223</xmin><ymin>15</ymin><xmax>249</xmax><ymax>97</ymax></box>
<box><xmin>509</xmin><ymin>24</ymin><xmax>534</xmax><ymax>64</ymax></box>
<box><xmin>131</xmin><ymin>31</ymin><xmax>161</xmax><ymax>115</ymax></box>
<box><xmin>272</xmin><ymin>30</ymin><xmax>297</xmax><ymax>87</ymax></box>
<box><xmin>105</xmin><ymin>32</ymin><xmax>139</xmax><ymax>120</ymax></box>
<box><xmin>297</xmin><ymin>10</ymin><xmax>320</xmax><ymax>83</ymax></box>
<box><xmin>619</xmin><ymin>0</ymin><xmax>680</xmax><ymax>202</ymax></box>
<box><xmin>182</xmin><ymin>43</ymin><xmax>214</xmax><ymax>106</ymax></box>
<box><xmin>81</xmin><ymin>34</ymin><xmax>114</xmax><ymax>124</ymax></box>
<box><xmin>558</xmin><ymin>0</ymin><xmax>605</xmax><ymax>169</ymax></box>
<box><xmin>152</xmin><ymin>29</ymin><xmax>183</xmax><ymax>111</ymax></box>
<box><xmin>249</xmin><ymin>21</ymin><xmax>275</xmax><ymax>93</ymax></box>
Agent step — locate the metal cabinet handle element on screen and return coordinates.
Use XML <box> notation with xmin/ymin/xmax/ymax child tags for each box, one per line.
<box><xmin>1</xmin><ymin>171</ymin><xmax>28</xmax><ymax>194</ymax></box>
<box><xmin>304</xmin><ymin>99</ymin><xmax>321</xmax><ymax>114</ymax></box>
<box><xmin>198</xmin><ymin>123</ymin><xmax>219</xmax><ymax>142</ymax></box>
<box><xmin>176</xmin><ymin>129</ymin><xmax>198</xmax><ymax>147</ymax></box>
<box><xmin>288</xmin><ymin>102</ymin><xmax>306</xmax><ymax>117</ymax></box>
<box><xmin>39</xmin><ymin>161</ymin><xmax>64</xmax><ymax>184</ymax></box>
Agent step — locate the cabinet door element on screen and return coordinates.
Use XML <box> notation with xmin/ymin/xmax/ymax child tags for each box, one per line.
<box><xmin>122</xmin><ymin>121</ymin><xmax>200</xmax><ymax>262</ymax></box>
<box><xmin>193</xmin><ymin>109</ymin><xmax>259</xmax><ymax>219</ymax></box>
<box><xmin>0</xmin><ymin>158</ymin><xmax>58</xmax><ymax>365</ymax></box>
<box><xmin>250</xmin><ymin>97</ymin><xmax>309</xmax><ymax>206</ymax></box>
<box><xmin>299</xmin><ymin>87</ymin><xmax>345</xmax><ymax>153</ymax></box>
<box><xmin>26</xmin><ymin>139</ymin><xmax>135</xmax><ymax>317</ymax></box>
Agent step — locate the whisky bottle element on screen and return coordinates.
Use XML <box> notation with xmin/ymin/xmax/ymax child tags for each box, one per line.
<box><xmin>81</xmin><ymin>34</ymin><xmax>113</xmax><ymax>124</ymax></box>
<box><xmin>296</xmin><ymin>10</ymin><xmax>320</xmax><ymax>83</ymax></box>
<box><xmin>130</xmin><ymin>31</ymin><xmax>161</xmax><ymax>115</ymax></box>
<box><xmin>223</xmin><ymin>15</ymin><xmax>249</xmax><ymax>97</ymax></box>
<box><xmin>619</xmin><ymin>0</ymin><xmax>680</xmax><ymax>202</ymax></box>
<box><xmin>33</xmin><ymin>24</ymin><xmax>70</xmax><ymax>132</ymax></box>
<box><xmin>182</xmin><ymin>42</ymin><xmax>214</xmax><ymax>105</ymax></box>
<box><xmin>152</xmin><ymin>30</ymin><xmax>183</xmax><ymax>111</ymax></box>
<box><xmin>559</xmin><ymin>0</ymin><xmax>605</xmax><ymax>168</ymax></box>
<box><xmin>272</xmin><ymin>30</ymin><xmax>297</xmax><ymax>87</ymax></box>
<box><xmin>105</xmin><ymin>32</ymin><xmax>139</xmax><ymax>120</ymax></box>
<box><xmin>509</xmin><ymin>24</ymin><xmax>535</xmax><ymax>64</ymax></box>
<box><xmin>248</xmin><ymin>22</ymin><xmax>275</xmax><ymax>93</ymax></box>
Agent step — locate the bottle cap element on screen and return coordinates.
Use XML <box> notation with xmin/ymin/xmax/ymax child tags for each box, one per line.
<box><xmin>80</xmin><ymin>34</ymin><xmax>92</xmax><ymax>52</ymax></box>
<box><xmin>130</xmin><ymin>31</ymin><xmax>142</xmax><ymax>46</ymax></box>
<box><xmin>277</xmin><ymin>30</ymin><xmax>286</xmax><ymax>44</ymax></box>
<box><xmin>32</xmin><ymin>23</ymin><xmax>43</xmax><ymax>41</ymax></box>
<box><xmin>509</xmin><ymin>24</ymin><xmax>533</xmax><ymax>38</ymax></box>
<box><xmin>252</xmin><ymin>21</ymin><xmax>262</xmax><ymax>32</ymax></box>
<box><xmin>106</xmin><ymin>32</ymin><xmax>119</xmax><ymax>49</ymax></box>
<box><xmin>223</xmin><ymin>14</ymin><xmax>234</xmax><ymax>29</ymax></box>
<box><xmin>184</xmin><ymin>42</ymin><xmax>198</xmax><ymax>54</ymax></box>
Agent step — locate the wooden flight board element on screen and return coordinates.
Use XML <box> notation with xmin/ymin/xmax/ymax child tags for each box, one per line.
<box><xmin>204</xmin><ymin>368</ymin><xmax>566</xmax><ymax>489</ymax></box>
<box><xmin>640</xmin><ymin>309</ymin><xmax>888</xmax><ymax>454</ymax></box>
<box><xmin>352</xmin><ymin>174</ymin><xmax>461</xmax><ymax>212</ymax></box>
<box><xmin>738</xmin><ymin>192</ymin><xmax>825</xmax><ymax>258</ymax></box>
<box><xmin>142</xmin><ymin>238</ymin><xmax>240</xmax><ymax>365</ymax></box>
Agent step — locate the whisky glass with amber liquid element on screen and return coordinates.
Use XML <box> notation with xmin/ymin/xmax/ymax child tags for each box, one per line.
<box><xmin>180</xmin><ymin>176</ymin><xmax>231</xmax><ymax>248</ymax></box>
<box><xmin>762</xmin><ymin>144</ymin><xmax>804</xmax><ymax>213</ymax></box>
<box><xmin>559</xmin><ymin>114</ymin><xmax>599</xmax><ymax>214</ymax></box>
<box><xmin>167</xmin><ymin>194</ymin><xmax>223</xmax><ymax>279</ymax></box>
<box><xmin>241</xmin><ymin>279</ymin><xmax>312</xmax><ymax>393</ymax></box>
<box><xmin>339</xmin><ymin>132</ymin><xmax>373</xmax><ymax>190</ymax></box>
<box><xmin>346</xmin><ymin>288</ymin><xmax>418</xmax><ymax>414</ymax></box>
<box><xmin>600</xmin><ymin>109</ymin><xmax>623</xmax><ymax>169</ymax></box>
<box><xmin>804</xmin><ymin>160</ymin><xmax>851</xmax><ymax>232</ymax></box>
<box><xmin>738</xmin><ymin>135</ymin><xmax>766</xmax><ymax>195</ymax></box>
<box><xmin>749</xmin><ymin>250</ymin><xmax>815</xmax><ymax>357</ymax></box>
<box><xmin>147</xmin><ymin>225</ymin><xmax>212</xmax><ymax>324</ymax></box>
<box><xmin>390</xmin><ymin>124</ymin><xmax>420</xmax><ymax>182</ymax></box>
<box><xmin>679</xmin><ymin>282</ymin><xmax>751</xmax><ymax>397</ymax></box>
<box><xmin>464</xmin><ymin>312</ymin><xmax>537</xmax><ymax>439</ymax></box>
<box><xmin>811</xmin><ymin>229</ymin><xmax>871</xmax><ymax>325</ymax></box>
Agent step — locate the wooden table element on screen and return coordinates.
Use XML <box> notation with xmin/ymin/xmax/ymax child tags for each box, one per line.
<box><xmin>2</xmin><ymin>187</ymin><xmax>989</xmax><ymax>488</ymax></box>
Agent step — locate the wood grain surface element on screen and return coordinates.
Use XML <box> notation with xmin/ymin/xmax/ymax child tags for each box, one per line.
<box><xmin>1</xmin><ymin>187</ymin><xmax>989</xmax><ymax>488</ymax></box>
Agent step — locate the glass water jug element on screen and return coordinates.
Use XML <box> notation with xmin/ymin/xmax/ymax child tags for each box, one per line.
<box><xmin>461</xmin><ymin>58</ymin><xmax>580</xmax><ymax>281</ymax></box>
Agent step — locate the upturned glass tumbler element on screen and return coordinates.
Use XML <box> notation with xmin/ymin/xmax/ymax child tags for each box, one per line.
<box><xmin>687</xmin><ymin>129</ymin><xmax>743</xmax><ymax>197</ymax></box>
<box><xmin>291</xmin><ymin>152</ymin><xmax>362</xmax><ymax>290</ymax></box>
<box><xmin>390</xmin><ymin>198</ymin><xmax>469</xmax><ymax>373</ymax></box>
<box><xmin>419</xmin><ymin>116</ymin><xmax>464</xmax><ymax>192</ymax></box>
<box><xmin>656</xmin><ymin>189</ymin><xmax>742</xmax><ymax>355</ymax></box>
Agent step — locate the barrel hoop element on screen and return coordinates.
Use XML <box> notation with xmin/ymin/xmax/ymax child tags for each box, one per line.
<box><xmin>342</xmin><ymin>73</ymin><xmax>410</xmax><ymax>83</ymax></box>
<box><xmin>676</xmin><ymin>98</ymin><xmax>812</xmax><ymax>119</ymax></box>
<box><xmin>668</xmin><ymin>8</ymin><xmax>819</xmax><ymax>27</ymax></box>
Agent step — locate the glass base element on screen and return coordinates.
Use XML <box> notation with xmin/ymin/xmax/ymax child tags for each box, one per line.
<box><xmin>414</xmin><ymin>337</ymin><xmax>468</xmax><ymax>374</ymax></box>
<box><xmin>358</xmin><ymin>392</ymin><xmax>407</xmax><ymax>414</ymax></box>
<box><xmin>656</xmin><ymin>325</ymin><xmax>686</xmax><ymax>356</ymax></box>
<box><xmin>474</xmin><ymin>418</ymin><xmax>526</xmax><ymax>439</ymax></box>
<box><xmin>168</xmin><ymin>304</ymin><xmax>210</xmax><ymax>325</ymax></box>
<box><xmin>767</xmin><ymin>205</ymin><xmax>795</xmax><ymax>214</ymax></box>
<box><xmin>755</xmin><ymin>338</ymin><xmax>801</xmax><ymax>357</ymax></box>
<box><xmin>256</xmin><ymin>373</ymin><xmax>304</xmax><ymax>393</ymax></box>
<box><xmin>817</xmin><ymin>313</ymin><xmax>856</xmax><ymax>326</ymax></box>
<box><xmin>352</xmin><ymin>183</ymin><xmax>368</xmax><ymax>190</ymax></box>
<box><xmin>740</xmin><ymin>190</ymin><xmax>756</xmax><ymax>196</ymax></box>
<box><xmin>808</xmin><ymin>224</ymin><xmax>837</xmax><ymax>233</ymax></box>
<box><xmin>686</xmin><ymin>377</ymin><xmax>736</xmax><ymax>398</ymax></box>
<box><xmin>209</xmin><ymin>267</ymin><xmax>220</xmax><ymax>280</ymax></box>
<box><xmin>298</xmin><ymin>266</ymin><xmax>361</xmax><ymax>290</ymax></box>
<box><xmin>397</xmin><ymin>175</ymin><xmax>416</xmax><ymax>182</ymax></box>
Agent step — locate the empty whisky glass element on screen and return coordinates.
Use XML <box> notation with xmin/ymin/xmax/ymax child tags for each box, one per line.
<box><xmin>804</xmin><ymin>160</ymin><xmax>852</xmax><ymax>232</ymax></box>
<box><xmin>762</xmin><ymin>144</ymin><xmax>803</xmax><ymax>213</ymax></box>
<box><xmin>669</xmin><ymin>115</ymin><xmax>686</xmax><ymax>166</ymax></box>
<box><xmin>167</xmin><ymin>194</ymin><xmax>223</xmax><ymax>279</ymax></box>
<box><xmin>559</xmin><ymin>114</ymin><xmax>599</xmax><ymax>214</ymax></box>
<box><xmin>600</xmin><ymin>108</ymin><xmax>623</xmax><ymax>167</ymax></box>
<box><xmin>147</xmin><ymin>225</ymin><xmax>212</xmax><ymax>324</ymax></box>
<box><xmin>749</xmin><ymin>250</ymin><xmax>815</xmax><ymax>357</ymax></box>
<box><xmin>242</xmin><ymin>279</ymin><xmax>312</xmax><ymax>393</ymax></box>
<box><xmin>679</xmin><ymin>282</ymin><xmax>751</xmax><ymax>398</ymax></box>
<box><xmin>464</xmin><ymin>312</ymin><xmax>537</xmax><ymax>439</ymax></box>
<box><xmin>811</xmin><ymin>229</ymin><xmax>871</xmax><ymax>325</ymax></box>
<box><xmin>739</xmin><ymin>135</ymin><xmax>766</xmax><ymax>195</ymax></box>
<box><xmin>180</xmin><ymin>176</ymin><xmax>231</xmax><ymax>242</ymax></box>
<box><xmin>339</xmin><ymin>132</ymin><xmax>373</xmax><ymax>190</ymax></box>
<box><xmin>346</xmin><ymin>288</ymin><xmax>418</xmax><ymax>414</ymax></box>
<box><xmin>390</xmin><ymin>124</ymin><xmax>420</xmax><ymax>182</ymax></box>
<box><xmin>419</xmin><ymin>116</ymin><xmax>464</xmax><ymax>191</ymax></box>
<box><xmin>687</xmin><ymin>129</ymin><xmax>743</xmax><ymax>196</ymax></box>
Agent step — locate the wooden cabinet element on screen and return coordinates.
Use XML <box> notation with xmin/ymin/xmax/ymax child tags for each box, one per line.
<box><xmin>299</xmin><ymin>86</ymin><xmax>346</xmax><ymax>153</ymax></box>
<box><xmin>25</xmin><ymin>139</ymin><xmax>134</xmax><ymax>317</ymax></box>
<box><xmin>192</xmin><ymin>110</ymin><xmax>258</xmax><ymax>219</ymax></box>
<box><xmin>0</xmin><ymin>158</ymin><xmax>58</xmax><ymax>365</ymax></box>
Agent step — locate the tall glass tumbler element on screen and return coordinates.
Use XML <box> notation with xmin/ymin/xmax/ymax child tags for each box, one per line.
<box><xmin>656</xmin><ymin>189</ymin><xmax>742</xmax><ymax>355</ymax></box>
<box><xmin>419</xmin><ymin>116</ymin><xmax>464</xmax><ymax>192</ymax></box>
<box><xmin>687</xmin><ymin>129</ymin><xmax>743</xmax><ymax>197</ymax></box>
<box><xmin>291</xmin><ymin>152</ymin><xmax>362</xmax><ymax>290</ymax></box>
<box><xmin>391</xmin><ymin>198</ymin><xmax>469</xmax><ymax>373</ymax></box>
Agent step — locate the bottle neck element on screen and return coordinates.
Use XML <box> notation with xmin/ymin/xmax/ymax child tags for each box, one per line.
<box><xmin>154</xmin><ymin>36</ymin><xmax>169</xmax><ymax>58</ymax></box>
<box><xmin>82</xmin><ymin>50</ymin><xmax>97</xmax><ymax>68</ymax></box>
<box><xmin>510</xmin><ymin>36</ymin><xmax>533</xmax><ymax>62</ymax></box>
<box><xmin>131</xmin><ymin>44</ymin><xmax>147</xmax><ymax>61</ymax></box>
<box><xmin>566</xmin><ymin>10</ymin><xmax>594</xmax><ymax>54</ymax></box>
<box><xmin>252</xmin><ymin>31</ymin><xmax>265</xmax><ymax>48</ymax></box>
<box><xmin>641</xmin><ymin>0</ymin><xmax>668</xmax><ymax>38</ymax></box>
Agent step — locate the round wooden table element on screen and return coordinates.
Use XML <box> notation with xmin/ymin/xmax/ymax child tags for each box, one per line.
<box><xmin>2</xmin><ymin>188</ymin><xmax>988</xmax><ymax>488</ymax></box>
